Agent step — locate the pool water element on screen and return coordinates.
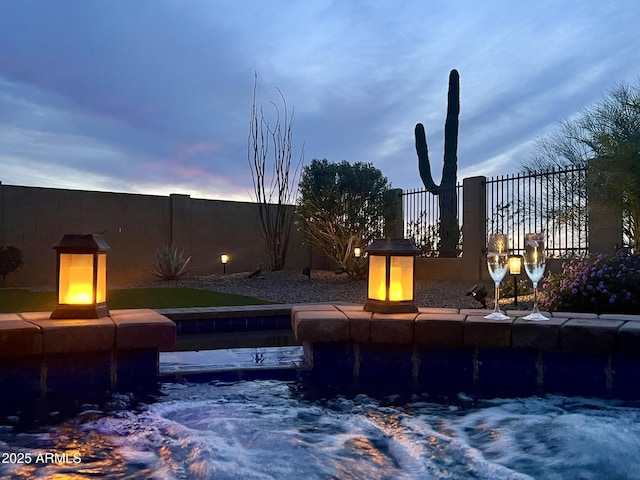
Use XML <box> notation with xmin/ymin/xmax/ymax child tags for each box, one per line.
<box><xmin>2</xmin><ymin>380</ymin><xmax>640</xmax><ymax>479</ymax></box>
<box><xmin>160</xmin><ymin>346</ymin><xmax>304</xmax><ymax>373</ymax></box>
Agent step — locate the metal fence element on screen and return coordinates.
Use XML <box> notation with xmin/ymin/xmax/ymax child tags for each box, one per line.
<box><xmin>402</xmin><ymin>166</ymin><xmax>636</xmax><ymax>259</ymax></box>
<box><xmin>486</xmin><ymin>167</ymin><xmax>588</xmax><ymax>258</ymax></box>
<box><xmin>402</xmin><ymin>184</ymin><xmax>463</xmax><ymax>257</ymax></box>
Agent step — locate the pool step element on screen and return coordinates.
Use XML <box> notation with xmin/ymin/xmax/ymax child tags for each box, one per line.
<box><xmin>158</xmin><ymin>346</ymin><xmax>310</xmax><ymax>383</ymax></box>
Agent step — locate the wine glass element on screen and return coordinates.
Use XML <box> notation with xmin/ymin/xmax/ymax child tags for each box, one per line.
<box><xmin>523</xmin><ymin>233</ymin><xmax>549</xmax><ymax>321</ymax></box>
<box><xmin>485</xmin><ymin>233</ymin><xmax>510</xmax><ymax>319</ymax></box>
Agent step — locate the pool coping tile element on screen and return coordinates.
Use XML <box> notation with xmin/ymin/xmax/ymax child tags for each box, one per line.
<box><xmin>512</xmin><ymin>317</ymin><xmax>567</xmax><ymax>350</ymax></box>
<box><xmin>415</xmin><ymin>313</ymin><xmax>465</xmax><ymax>347</ymax></box>
<box><xmin>464</xmin><ymin>315</ymin><xmax>514</xmax><ymax>348</ymax></box>
<box><xmin>560</xmin><ymin>318</ymin><xmax>624</xmax><ymax>353</ymax></box>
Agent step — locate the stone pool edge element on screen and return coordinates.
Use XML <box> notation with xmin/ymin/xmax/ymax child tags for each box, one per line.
<box><xmin>155</xmin><ymin>303</ymin><xmax>640</xmax><ymax>399</ymax></box>
<box><xmin>291</xmin><ymin>304</ymin><xmax>640</xmax><ymax>399</ymax></box>
<box><xmin>3</xmin><ymin>303</ymin><xmax>640</xmax><ymax>412</ymax></box>
<box><xmin>0</xmin><ymin>308</ymin><xmax>176</xmax><ymax>417</ymax></box>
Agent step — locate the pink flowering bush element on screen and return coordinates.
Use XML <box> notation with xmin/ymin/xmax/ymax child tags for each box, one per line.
<box><xmin>540</xmin><ymin>252</ymin><xmax>640</xmax><ymax>314</ymax></box>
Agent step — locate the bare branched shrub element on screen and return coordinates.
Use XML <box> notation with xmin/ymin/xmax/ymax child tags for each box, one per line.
<box><xmin>248</xmin><ymin>74</ymin><xmax>304</xmax><ymax>271</ymax></box>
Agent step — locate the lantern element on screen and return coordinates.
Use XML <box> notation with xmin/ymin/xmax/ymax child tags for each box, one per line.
<box><xmin>354</xmin><ymin>247</ymin><xmax>362</xmax><ymax>258</ymax></box>
<box><xmin>509</xmin><ymin>255</ymin><xmax>522</xmax><ymax>275</ymax></box>
<box><xmin>509</xmin><ymin>254</ymin><xmax>522</xmax><ymax>307</ymax></box>
<box><xmin>364</xmin><ymin>238</ymin><xmax>419</xmax><ymax>314</ymax></box>
<box><xmin>220</xmin><ymin>253</ymin><xmax>229</xmax><ymax>274</ymax></box>
<box><xmin>50</xmin><ymin>234</ymin><xmax>110</xmax><ymax>319</ymax></box>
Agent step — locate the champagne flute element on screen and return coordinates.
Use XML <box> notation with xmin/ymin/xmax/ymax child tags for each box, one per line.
<box><xmin>485</xmin><ymin>233</ymin><xmax>510</xmax><ymax>319</ymax></box>
<box><xmin>523</xmin><ymin>233</ymin><xmax>549</xmax><ymax>321</ymax></box>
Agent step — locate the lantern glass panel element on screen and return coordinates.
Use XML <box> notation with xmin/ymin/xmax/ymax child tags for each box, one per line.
<box><xmin>389</xmin><ymin>256</ymin><xmax>413</xmax><ymax>301</ymax></box>
<box><xmin>59</xmin><ymin>253</ymin><xmax>94</xmax><ymax>305</ymax></box>
<box><xmin>97</xmin><ymin>253</ymin><xmax>107</xmax><ymax>303</ymax></box>
<box><xmin>368</xmin><ymin>255</ymin><xmax>387</xmax><ymax>301</ymax></box>
<box><xmin>509</xmin><ymin>256</ymin><xmax>522</xmax><ymax>275</ymax></box>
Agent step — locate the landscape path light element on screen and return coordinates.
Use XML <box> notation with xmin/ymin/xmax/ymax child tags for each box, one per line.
<box><xmin>50</xmin><ymin>233</ymin><xmax>110</xmax><ymax>319</ymax></box>
<box><xmin>364</xmin><ymin>238</ymin><xmax>419</xmax><ymax>314</ymax></box>
<box><xmin>220</xmin><ymin>253</ymin><xmax>229</xmax><ymax>274</ymax></box>
<box><xmin>509</xmin><ymin>254</ymin><xmax>522</xmax><ymax>307</ymax></box>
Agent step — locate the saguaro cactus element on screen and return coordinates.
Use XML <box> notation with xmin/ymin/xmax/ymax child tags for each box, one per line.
<box><xmin>415</xmin><ymin>68</ymin><xmax>460</xmax><ymax>257</ymax></box>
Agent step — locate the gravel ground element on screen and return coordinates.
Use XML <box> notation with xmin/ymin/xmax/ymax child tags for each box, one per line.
<box><xmin>135</xmin><ymin>269</ymin><xmax>534</xmax><ymax>310</ymax></box>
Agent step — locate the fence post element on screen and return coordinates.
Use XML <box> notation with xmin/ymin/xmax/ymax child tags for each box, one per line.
<box><xmin>462</xmin><ymin>176</ymin><xmax>487</xmax><ymax>282</ymax></box>
<box><xmin>384</xmin><ymin>188</ymin><xmax>404</xmax><ymax>238</ymax></box>
<box><xmin>587</xmin><ymin>160</ymin><xmax>622</xmax><ymax>255</ymax></box>
<box><xmin>170</xmin><ymin>194</ymin><xmax>192</xmax><ymax>252</ymax></box>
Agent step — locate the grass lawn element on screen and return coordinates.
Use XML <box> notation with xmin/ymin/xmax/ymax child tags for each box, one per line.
<box><xmin>0</xmin><ymin>288</ymin><xmax>272</xmax><ymax>314</ymax></box>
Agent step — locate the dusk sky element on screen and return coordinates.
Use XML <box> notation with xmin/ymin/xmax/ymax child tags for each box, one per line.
<box><xmin>1</xmin><ymin>1</ymin><xmax>639</xmax><ymax>201</ymax></box>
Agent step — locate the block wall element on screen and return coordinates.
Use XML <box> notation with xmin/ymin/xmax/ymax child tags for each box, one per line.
<box><xmin>0</xmin><ymin>183</ymin><xmax>310</xmax><ymax>287</ymax></box>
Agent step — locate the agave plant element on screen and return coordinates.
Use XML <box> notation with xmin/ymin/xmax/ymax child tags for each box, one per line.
<box><xmin>150</xmin><ymin>245</ymin><xmax>191</xmax><ymax>280</ymax></box>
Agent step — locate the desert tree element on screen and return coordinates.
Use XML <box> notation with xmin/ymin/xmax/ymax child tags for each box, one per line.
<box><xmin>0</xmin><ymin>246</ymin><xmax>23</xmax><ymax>285</ymax></box>
<box><xmin>519</xmin><ymin>79</ymin><xmax>640</xmax><ymax>251</ymax></box>
<box><xmin>248</xmin><ymin>74</ymin><xmax>304</xmax><ymax>270</ymax></box>
<box><xmin>297</xmin><ymin>159</ymin><xmax>389</xmax><ymax>279</ymax></box>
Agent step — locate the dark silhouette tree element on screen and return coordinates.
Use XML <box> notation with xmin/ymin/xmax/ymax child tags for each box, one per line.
<box><xmin>0</xmin><ymin>246</ymin><xmax>23</xmax><ymax>285</ymax></box>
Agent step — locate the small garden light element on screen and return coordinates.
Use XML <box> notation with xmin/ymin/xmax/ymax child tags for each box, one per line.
<box><xmin>509</xmin><ymin>254</ymin><xmax>522</xmax><ymax>307</ymax></box>
<box><xmin>220</xmin><ymin>253</ymin><xmax>229</xmax><ymax>274</ymax></box>
<box><xmin>364</xmin><ymin>238</ymin><xmax>419</xmax><ymax>314</ymax></box>
<box><xmin>509</xmin><ymin>255</ymin><xmax>522</xmax><ymax>275</ymax></box>
<box><xmin>354</xmin><ymin>247</ymin><xmax>361</xmax><ymax>258</ymax></box>
<box><xmin>50</xmin><ymin>233</ymin><xmax>110</xmax><ymax>319</ymax></box>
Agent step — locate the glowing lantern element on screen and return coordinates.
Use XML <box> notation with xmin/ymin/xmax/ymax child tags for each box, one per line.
<box><xmin>509</xmin><ymin>255</ymin><xmax>522</xmax><ymax>275</ymax></box>
<box><xmin>364</xmin><ymin>238</ymin><xmax>419</xmax><ymax>314</ymax></box>
<box><xmin>354</xmin><ymin>247</ymin><xmax>362</xmax><ymax>258</ymax></box>
<box><xmin>220</xmin><ymin>253</ymin><xmax>229</xmax><ymax>274</ymax></box>
<box><xmin>50</xmin><ymin>234</ymin><xmax>110</xmax><ymax>319</ymax></box>
<box><xmin>509</xmin><ymin>254</ymin><xmax>523</xmax><ymax>307</ymax></box>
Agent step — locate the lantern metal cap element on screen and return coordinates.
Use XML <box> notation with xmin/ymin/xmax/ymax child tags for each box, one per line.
<box><xmin>53</xmin><ymin>233</ymin><xmax>110</xmax><ymax>252</ymax></box>
<box><xmin>365</xmin><ymin>238</ymin><xmax>419</xmax><ymax>255</ymax></box>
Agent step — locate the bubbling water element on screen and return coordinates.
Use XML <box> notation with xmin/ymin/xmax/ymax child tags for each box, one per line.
<box><xmin>2</xmin><ymin>381</ymin><xmax>640</xmax><ymax>479</ymax></box>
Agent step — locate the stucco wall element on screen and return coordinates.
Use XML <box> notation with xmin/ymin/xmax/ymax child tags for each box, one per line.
<box><xmin>0</xmin><ymin>183</ymin><xmax>310</xmax><ymax>287</ymax></box>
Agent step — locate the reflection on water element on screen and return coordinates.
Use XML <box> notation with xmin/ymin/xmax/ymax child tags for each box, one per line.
<box><xmin>2</xmin><ymin>381</ymin><xmax>640</xmax><ymax>479</ymax></box>
<box><xmin>159</xmin><ymin>346</ymin><xmax>304</xmax><ymax>373</ymax></box>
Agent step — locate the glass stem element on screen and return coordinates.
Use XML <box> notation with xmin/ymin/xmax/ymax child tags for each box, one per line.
<box><xmin>532</xmin><ymin>282</ymin><xmax>539</xmax><ymax>313</ymax></box>
<box><xmin>493</xmin><ymin>282</ymin><xmax>501</xmax><ymax>314</ymax></box>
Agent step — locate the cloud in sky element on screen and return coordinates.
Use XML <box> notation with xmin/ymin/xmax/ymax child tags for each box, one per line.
<box><xmin>0</xmin><ymin>0</ymin><xmax>639</xmax><ymax>200</ymax></box>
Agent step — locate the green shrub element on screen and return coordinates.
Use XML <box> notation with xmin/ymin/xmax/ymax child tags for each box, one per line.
<box><xmin>0</xmin><ymin>246</ymin><xmax>24</xmax><ymax>284</ymax></box>
<box><xmin>540</xmin><ymin>252</ymin><xmax>640</xmax><ymax>314</ymax></box>
<box><xmin>150</xmin><ymin>245</ymin><xmax>191</xmax><ymax>280</ymax></box>
<box><xmin>296</xmin><ymin>159</ymin><xmax>389</xmax><ymax>279</ymax></box>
